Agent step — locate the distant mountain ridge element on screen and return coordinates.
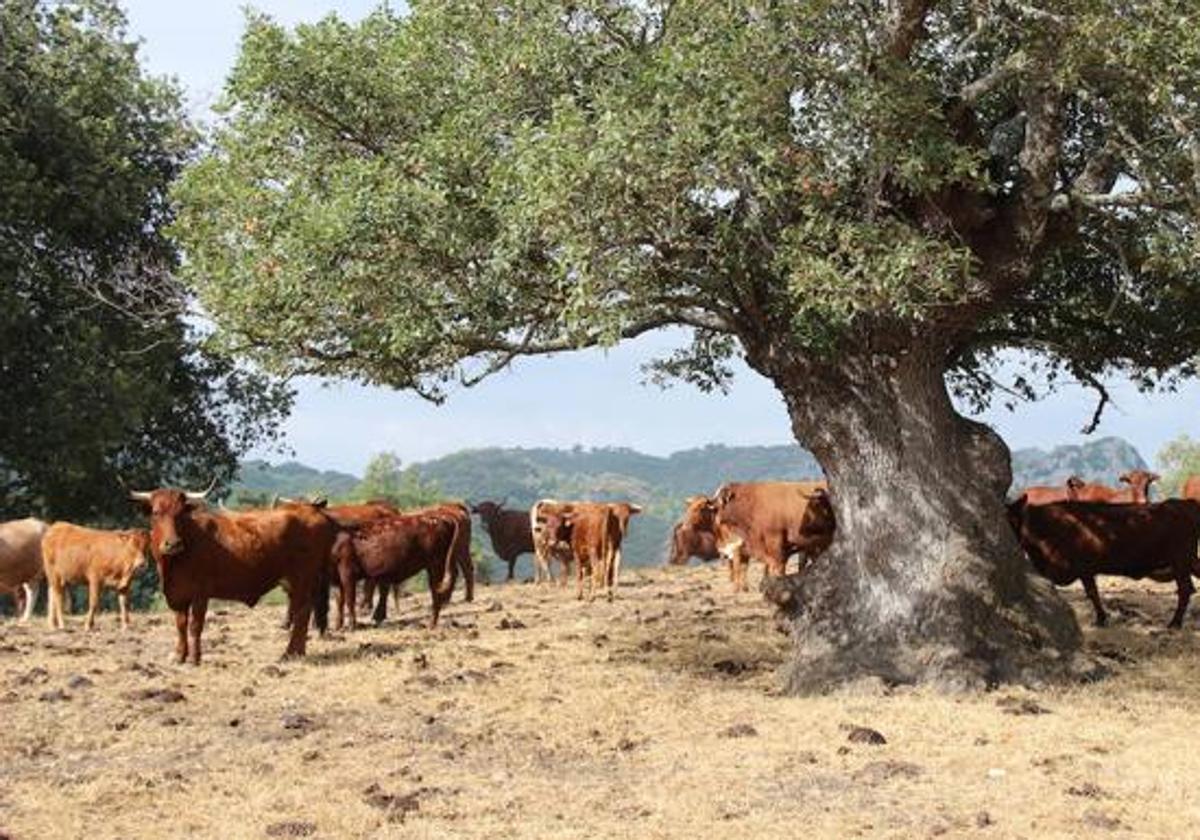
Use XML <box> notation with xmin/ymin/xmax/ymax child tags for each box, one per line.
<box><xmin>233</xmin><ymin>437</ymin><xmax>1149</xmax><ymax>573</ymax></box>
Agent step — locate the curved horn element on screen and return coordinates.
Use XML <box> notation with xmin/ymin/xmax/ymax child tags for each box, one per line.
<box><xmin>127</xmin><ymin>489</ymin><xmax>154</xmax><ymax>502</ymax></box>
<box><xmin>184</xmin><ymin>476</ymin><xmax>218</xmax><ymax>501</ymax></box>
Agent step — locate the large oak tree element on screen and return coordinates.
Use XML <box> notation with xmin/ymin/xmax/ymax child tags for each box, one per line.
<box><xmin>174</xmin><ymin>1</ymin><xmax>1200</xmax><ymax>690</ymax></box>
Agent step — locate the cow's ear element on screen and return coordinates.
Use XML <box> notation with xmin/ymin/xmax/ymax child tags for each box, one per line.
<box><xmin>629</xmin><ymin>504</ymin><xmax>643</xmax><ymax>515</ymax></box>
<box><xmin>1118</xmin><ymin>474</ymin><xmax>1131</xmax><ymax>485</ymax></box>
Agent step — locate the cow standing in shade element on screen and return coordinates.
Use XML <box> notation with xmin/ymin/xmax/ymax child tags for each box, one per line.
<box><xmin>1007</xmin><ymin>494</ymin><xmax>1200</xmax><ymax>628</ymax></box>
<box><xmin>41</xmin><ymin>524</ymin><xmax>149</xmax><ymax>630</ymax></box>
<box><xmin>471</xmin><ymin>500</ymin><xmax>534</xmax><ymax>581</ymax></box>
<box><xmin>131</xmin><ymin>485</ymin><xmax>337</xmax><ymax>664</ymax></box>
<box><xmin>0</xmin><ymin>518</ymin><xmax>48</xmax><ymax>622</ymax></box>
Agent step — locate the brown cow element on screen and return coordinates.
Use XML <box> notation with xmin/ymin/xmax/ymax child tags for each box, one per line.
<box><xmin>1007</xmin><ymin>494</ymin><xmax>1200</xmax><ymax>628</ymax></box>
<box><xmin>1019</xmin><ymin>484</ymin><xmax>1079</xmax><ymax>505</ymax></box>
<box><xmin>559</xmin><ymin>506</ymin><xmax>619</xmax><ymax>601</ymax></box>
<box><xmin>332</xmin><ymin>511</ymin><xmax>464</xmax><ymax>629</ymax></box>
<box><xmin>471</xmin><ymin>500</ymin><xmax>534</xmax><ymax>581</ymax></box>
<box><xmin>667</xmin><ymin>497</ymin><xmax>720</xmax><ymax>566</ymax></box>
<box><xmin>1</xmin><ymin>518</ymin><xmax>48</xmax><ymax>622</ymax></box>
<box><xmin>1183</xmin><ymin>476</ymin><xmax>1200</xmax><ymax>501</ymax></box>
<box><xmin>318</xmin><ymin>500</ymin><xmax>400</xmax><ymax>629</ymax></box>
<box><xmin>1066</xmin><ymin>470</ymin><xmax>1159</xmax><ymax>504</ymax></box>
<box><xmin>711</xmin><ymin>481</ymin><xmax>835</xmax><ymax>592</ymax></box>
<box><xmin>531</xmin><ymin>500</ymin><xmax>641</xmax><ymax>586</ymax></box>
<box><xmin>131</xmin><ymin>486</ymin><xmax>337</xmax><ymax>664</ymax></box>
<box><xmin>41</xmin><ymin>523</ymin><xmax>148</xmax><ymax>630</ymax></box>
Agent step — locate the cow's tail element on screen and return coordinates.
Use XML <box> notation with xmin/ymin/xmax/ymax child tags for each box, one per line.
<box><xmin>436</xmin><ymin>516</ymin><xmax>463</xmax><ymax>596</ymax></box>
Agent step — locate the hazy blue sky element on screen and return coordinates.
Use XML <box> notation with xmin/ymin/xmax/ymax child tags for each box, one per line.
<box><xmin>123</xmin><ymin>0</ymin><xmax>1199</xmax><ymax>474</ymax></box>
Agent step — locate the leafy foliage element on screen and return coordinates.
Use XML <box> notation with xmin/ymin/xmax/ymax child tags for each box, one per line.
<box><xmin>1156</xmin><ymin>435</ymin><xmax>1200</xmax><ymax>498</ymax></box>
<box><xmin>0</xmin><ymin>0</ymin><xmax>292</xmax><ymax>522</ymax></box>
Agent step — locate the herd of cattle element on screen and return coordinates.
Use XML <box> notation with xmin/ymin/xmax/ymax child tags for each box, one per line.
<box><xmin>3</xmin><ymin>469</ymin><xmax>1200</xmax><ymax>664</ymax></box>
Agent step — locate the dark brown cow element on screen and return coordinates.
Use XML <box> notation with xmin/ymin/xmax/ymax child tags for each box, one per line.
<box><xmin>320</xmin><ymin>501</ymin><xmax>400</xmax><ymax>628</ymax></box>
<box><xmin>471</xmin><ymin>500</ymin><xmax>534</xmax><ymax>581</ymax></box>
<box><xmin>332</xmin><ymin>511</ymin><xmax>464</xmax><ymax>629</ymax></box>
<box><xmin>1007</xmin><ymin>494</ymin><xmax>1200</xmax><ymax>628</ymax></box>
<box><xmin>41</xmin><ymin>523</ymin><xmax>148</xmax><ymax>630</ymax></box>
<box><xmin>711</xmin><ymin>481</ymin><xmax>835</xmax><ymax>592</ymax></box>
<box><xmin>667</xmin><ymin>496</ymin><xmax>721</xmax><ymax>566</ymax></box>
<box><xmin>131</xmin><ymin>486</ymin><xmax>337</xmax><ymax>664</ymax></box>
<box><xmin>1066</xmin><ymin>470</ymin><xmax>1160</xmax><ymax>504</ymax></box>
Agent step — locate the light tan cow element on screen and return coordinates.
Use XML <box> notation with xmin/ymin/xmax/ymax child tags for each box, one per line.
<box><xmin>1</xmin><ymin>518</ymin><xmax>48</xmax><ymax>621</ymax></box>
<box><xmin>42</xmin><ymin>523</ymin><xmax>149</xmax><ymax>630</ymax></box>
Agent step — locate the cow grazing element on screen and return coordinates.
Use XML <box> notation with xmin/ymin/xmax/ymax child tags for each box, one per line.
<box><xmin>1007</xmin><ymin>495</ymin><xmax>1200</xmax><ymax>628</ymax></box>
<box><xmin>711</xmin><ymin>481</ymin><xmax>835</xmax><ymax>592</ymax></box>
<box><xmin>1066</xmin><ymin>470</ymin><xmax>1160</xmax><ymax>504</ymax></box>
<box><xmin>41</xmin><ymin>523</ymin><xmax>148</xmax><ymax>630</ymax></box>
<box><xmin>130</xmin><ymin>486</ymin><xmax>337</xmax><ymax>664</ymax></box>
<box><xmin>667</xmin><ymin>497</ymin><xmax>720</xmax><ymax>566</ymax></box>
<box><xmin>471</xmin><ymin>499</ymin><xmax>534</xmax><ymax>581</ymax></box>
<box><xmin>531</xmin><ymin>500</ymin><xmax>641</xmax><ymax>587</ymax></box>
<box><xmin>1</xmin><ymin>518</ymin><xmax>48</xmax><ymax>622</ymax></box>
<box><xmin>332</xmin><ymin>511</ymin><xmax>464</xmax><ymax>629</ymax></box>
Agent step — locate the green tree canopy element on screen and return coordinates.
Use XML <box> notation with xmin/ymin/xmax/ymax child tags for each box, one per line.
<box><xmin>0</xmin><ymin>0</ymin><xmax>292</xmax><ymax>521</ymax></box>
<box><xmin>173</xmin><ymin>1</ymin><xmax>1200</xmax><ymax>690</ymax></box>
<box><xmin>1157</xmin><ymin>435</ymin><xmax>1200</xmax><ymax>497</ymax></box>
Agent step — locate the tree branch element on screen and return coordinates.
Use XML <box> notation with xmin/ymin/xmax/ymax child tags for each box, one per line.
<box><xmin>960</xmin><ymin>52</ymin><xmax>1025</xmax><ymax>104</ymax></box>
<box><xmin>883</xmin><ymin>0</ymin><xmax>933</xmax><ymax>61</ymax></box>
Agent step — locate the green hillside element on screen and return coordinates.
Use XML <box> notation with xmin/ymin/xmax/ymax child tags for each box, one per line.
<box><xmin>233</xmin><ymin>436</ymin><xmax>1149</xmax><ymax>576</ymax></box>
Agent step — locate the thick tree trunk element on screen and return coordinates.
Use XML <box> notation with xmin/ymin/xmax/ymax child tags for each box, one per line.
<box><xmin>757</xmin><ymin>341</ymin><xmax>1085</xmax><ymax>692</ymax></box>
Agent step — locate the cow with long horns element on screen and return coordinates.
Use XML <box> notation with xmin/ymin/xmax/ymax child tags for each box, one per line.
<box><xmin>130</xmin><ymin>481</ymin><xmax>336</xmax><ymax>664</ymax></box>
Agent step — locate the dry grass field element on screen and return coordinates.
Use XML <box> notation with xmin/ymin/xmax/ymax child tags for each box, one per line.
<box><xmin>2</xmin><ymin>564</ymin><xmax>1199</xmax><ymax>839</ymax></box>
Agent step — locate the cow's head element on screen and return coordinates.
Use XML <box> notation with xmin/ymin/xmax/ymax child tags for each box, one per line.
<box><xmin>470</xmin><ymin>499</ymin><xmax>506</xmax><ymax>522</ymax></box>
<box><xmin>129</xmin><ymin>481</ymin><xmax>214</xmax><ymax>558</ymax></box>
<box><xmin>541</xmin><ymin>511</ymin><xmax>573</xmax><ymax>549</ymax></box>
<box><xmin>680</xmin><ymin>496</ymin><xmax>717</xmax><ymax>534</ymax></box>
<box><xmin>1119</xmin><ymin>469</ymin><xmax>1160</xmax><ymax>503</ymax></box>
<box><xmin>607</xmin><ymin>502</ymin><xmax>643</xmax><ymax>534</ymax></box>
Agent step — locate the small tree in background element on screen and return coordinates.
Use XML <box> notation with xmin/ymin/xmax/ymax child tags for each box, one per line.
<box><xmin>1157</xmin><ymin>436</ymin><xmax>1200</xmax><ymax>498</ymax></box>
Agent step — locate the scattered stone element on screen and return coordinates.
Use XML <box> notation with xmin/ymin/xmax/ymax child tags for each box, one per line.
<box><xmin>261</xmin><ymin>664</ymin><xmax>287</xmax><ymax>678</ymax></box>
<box><xmin>497</xmin><ymin>617</ymin><xmax>526</xmax><ymax>630</ymax></box>
<box><xmin>486</xmin><ymin>601</ymin><xmax>503</xmax><ymax>612</ymax></box>
<box><xmin>1067</xmin><ymin>782</ymin><xmax>1107</xmax><ymax>799</ymax></box>
<box><xmin>844</xmin><ymin>726</ymin><xmax>887</xmax><ymax>745</ymax></box>
<box><xmin>241</xmin><ymin>686</ymin><xmax>256</xmax><ymax>697</ymax></box>
<box><xmin>997</xmin><ymin>696</ymin><xmax>1051</xmax><ymax>716</ymax></box>
<box><xmin>362</xmin><ymin>783</ymin><xmax>426</xmax><ymax>824</ymax></box>
<box><xmin>124</xmin><ymin>688</ymin><xmax>186</xmax><ymax>704</ymax></box>
<box><xmin>228</xmin><ymin>718</ymin><xmax>241</xmax><ymax>728</ymax></box>
<box><xmin>719</xmin><ymin>723</ymin><xmax>758</xmax><ymax>739</ymax></box>
<box><xmin>616</xmin><ymin>737</ymin><xmax>639</xmax><ymax>752</ymax></box>
<box><xmin>637</xmin><ymin>639</ymin><xmax>667</xmax><ymax>653</ymax></box>
<box><xmin>66</xmin><ymin>675</ymin><xmax>93</xmax><ymax>690</ymax></box>
<box><xmin>14</xmin><ymin>666</ymin><xmax>49</xmax><ymax>686</ymax></box>
<box><xmin>712</xmin><ymin>659</ymin><xmax>749</xmax><ymax>676</ymax></box>
<box><xmin>265</xmin><ymin>820</ymin><xmax>317</xmax><ymax>837</ymax></box>
<box><xmin>975</xmin><ymin>811</ymin><xmax>993</xmax><ymax>828</ymax></box>
<box><xmin>1081</xmin><ymin>809</ymin><xmax>1125</xmax><ymax>831</ymax></box>
<box><xmin>795</xmin><ymin>750</ymin><xmax>819</xmax><ymax>765</ymax></box>
<box><xmin>38</xmin><ymin>688</ymin><xmax>70</xmax><ymax>703</ymax></box>
<box><xmin>281</xmin><ymin>713</ymin><xmax>315</xmax><ymax>732</ymax></box>
<box><xmin>987</xmin><ymin>768</ymin><xmax>1006</xmax><ymax>779</ymax></box>
<box><xmin>412</xmin><ymin>653</ymin><xmax>429</xmax><ymax>670</ymax></box>
<box><xmin>853</xmin><ymin>760</ymin><xmax>922</xmax><ymax>783</ymax></box>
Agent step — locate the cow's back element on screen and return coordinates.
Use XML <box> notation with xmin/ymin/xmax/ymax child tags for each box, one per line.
<box><xmin>42</xmin><ymin>523</ymin><xmax>147</xmax><ymax>584</ymax></box>
<box><xmin>0</xmin><ymin>518</ymin><xmax>48</xmax><ymax>587</ymax></box>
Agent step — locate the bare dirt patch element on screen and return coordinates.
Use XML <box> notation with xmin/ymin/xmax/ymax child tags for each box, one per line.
<box><xmin>0</xmin><ymin>569</ymin><xmax>1198</xmax><ymax>838</ymax></box>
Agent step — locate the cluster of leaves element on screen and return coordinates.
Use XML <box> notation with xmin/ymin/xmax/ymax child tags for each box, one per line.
<box><xmin>0</xmin><ymin>0</ymin><xmax>292</xmax><ymax>522</ymax></box>
<box><xmin>1156</xmin><ymin>434</ymin><xmax>1200</xmax><ymax>498</ymax></box>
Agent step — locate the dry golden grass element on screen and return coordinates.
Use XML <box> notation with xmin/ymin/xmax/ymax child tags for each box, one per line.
<box><xmin>2</xmin><ymin>566</ymin><xmax>1199</xmax><ymax>839</ymax></box>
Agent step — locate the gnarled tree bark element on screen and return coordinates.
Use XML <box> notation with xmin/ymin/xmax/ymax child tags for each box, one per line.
<box><xmin>752</xmin><ymin>337</ymin><xmax>1084</xmax><ymax>692</ymax></box>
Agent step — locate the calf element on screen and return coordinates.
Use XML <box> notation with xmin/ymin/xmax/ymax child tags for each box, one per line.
<box><xmin>0</xmin><ymin>518</ymin><xmax>48</xmax><ymax>622</ymax></box>
<box><xmin>41</xmin><ymin>523</ymin><xmax>148</xmax><ymax>630</ymax></box>
<box><xmin>668</xmin><ymin>497</ymin><xmax>720</xmax><ymax>566</ymax></box>
<box><xmin>1066</xmin><ymin>470</ymin><xmax>1159</xmax><ymax>504</ymax></box>
<box><xmin>333</xmin><ymin>511</ymin><xmax>464</xmax><ymax>630</ymax></box>
<box><xmin>1007</xmin><ymin>495</ymin><xmax>1200</xmax><ymax>628</ymax></box>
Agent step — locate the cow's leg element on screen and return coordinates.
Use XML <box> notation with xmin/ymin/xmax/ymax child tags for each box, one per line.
<box><xmin>506</xmin><ymin>555</ymin><xmax>516</xmax><ymax>581</ymax></box>
<box><xmin>611</xmin><ymin>548</ymin><xmax>622</xmax><ymax>589</ymax></box>
<box><xmin>339</xmin><ymin>565</ymin><xmax>358</xmax><ymax>631</ymax></box>
<box><xmin>1169</xmin><ymin>571</ymin><xmax>1195</xmax><ymax>629</ymax></box>
<box><xmin>189</xmin><ymin>598</ymin><xmax>209</xmax><ymax>665</ymax></box>
<box><xmin>576</xmin><ymin>557</ymin><xmax>586</xmax><ymax>601</ymax></box>
<box><xmin>48</xmin><ymin>580</ymin><xmax>66</xmax><ymax>630</ymax></box>
<box><xmin>117</xmin><ymin>587</ymin><xmax>131</xmax><ymax>629</ymax></box>
<box><xmin>1079</xmin><ymin>576</ymin><xmax>1107</xmax><ymax>627</ymax></box>
<box><xmin>173</xmin><ymin>608</ymin><xmax>189</xmax><ymax>663</ymax></box>
<box><xmin>19</xmin><ymin>582</ymin><xmax>35</xmax><ymax>622</ymax></box>
<box><xmin>84</xmin><ymin>577</ymin><xmax>101</xmax><ymax>631</ymax></box>
<box><xmin>285</xmin><ymin>590</ymin><xmax>311</xmax><ymax>658</ymax></box>
<box><xmin>333</xmin><ymin>579</ymin><xmax>345</xmax><ymax>632</ymax></box>
<box><xmin>461</xmin><ymin>552</ymin><xmax>475</xmax><ymax>603</ymax></box>
<box><xmin>372</xmin><ymin>583</ymin><xmax>389</xmax><ymax>625</ymax></box>
<box><xmin>428</xmin><ymin>570</ymin><xmax>450</xmax><ymax>629</ymax></box>
<box><xmin>359</xmin><ymin>579</ymin><xmax>374</xmax><ymax>611</ymax></box>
